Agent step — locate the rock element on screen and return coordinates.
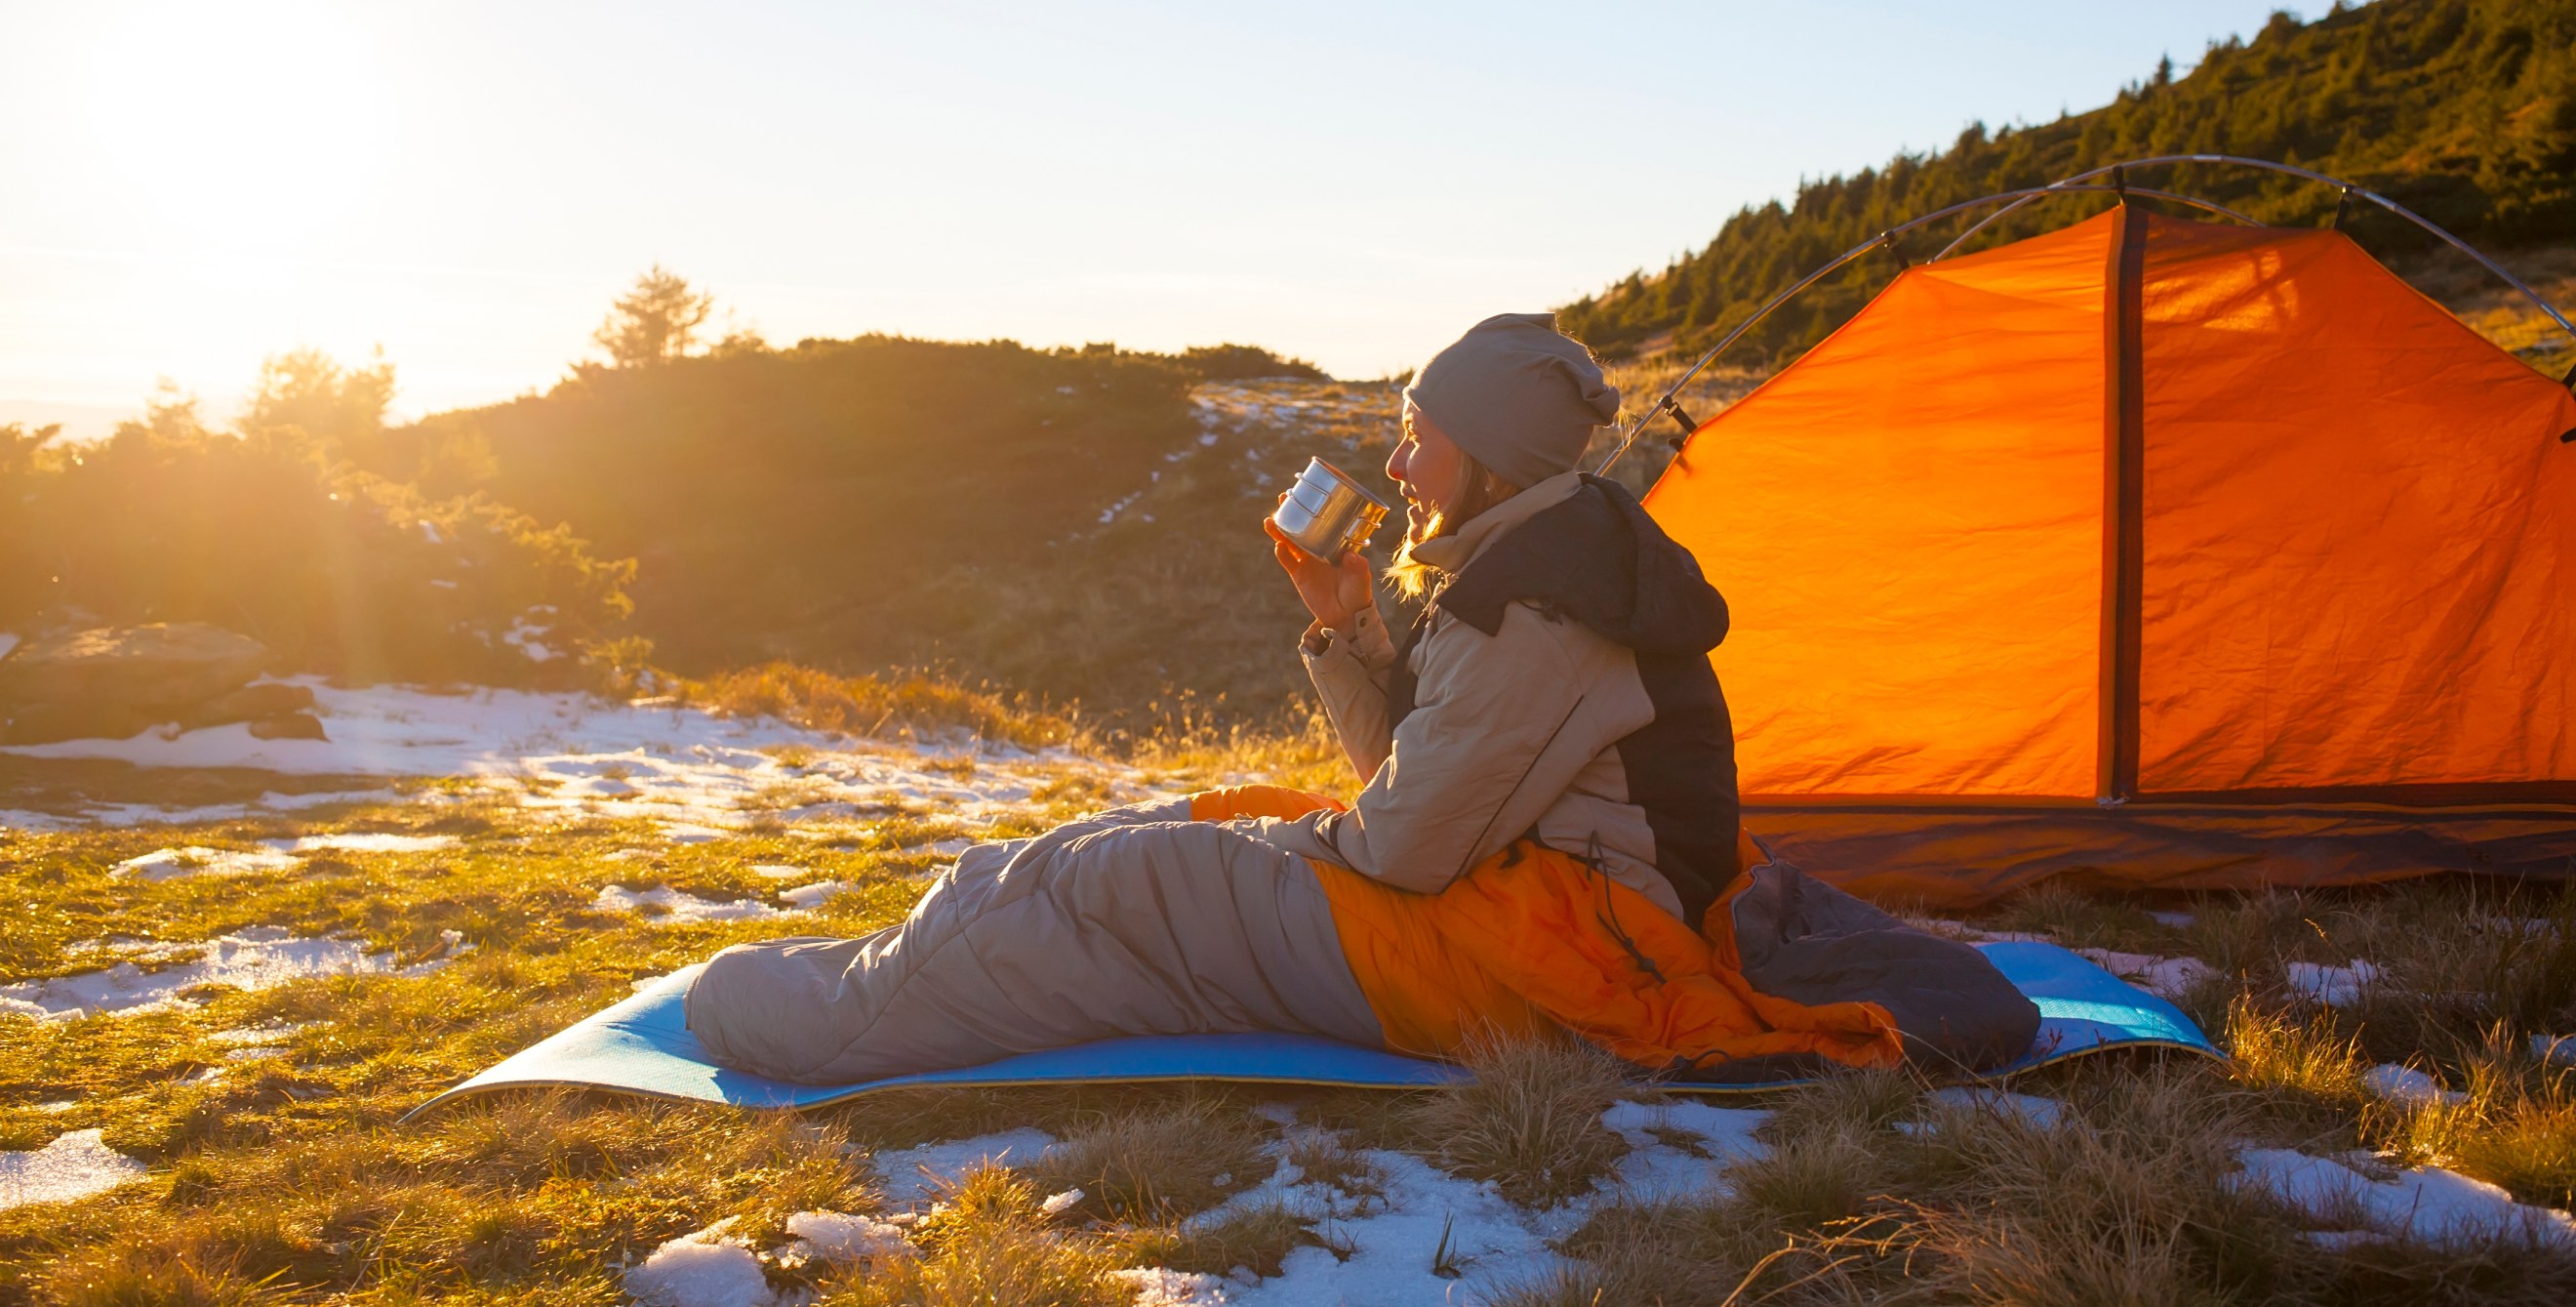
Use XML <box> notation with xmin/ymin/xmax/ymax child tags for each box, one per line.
<box><xmin>246</xmin><ymin>713</ymin><xmax>328</xmax><ymax>742</ymax></box>
<box><xmin>178</xmin><ymin>681</ymin><xmax>317</xmax><ymax>731</ymax></box>
<box><xmin>0</xmin><ymin>624</ymin><xmax>269</xmax><ymax>714</ymax></box>
<box><xmin>0</xmin><ymin>699</ymin><xmax>163</xmax><ymax>745</ymax></box>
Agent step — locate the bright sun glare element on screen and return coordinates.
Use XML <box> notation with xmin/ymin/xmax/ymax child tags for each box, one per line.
<box><xmin>73</xmin><ymin>0</ymin><xmax>386</xmax><ymax>259</ymax></box>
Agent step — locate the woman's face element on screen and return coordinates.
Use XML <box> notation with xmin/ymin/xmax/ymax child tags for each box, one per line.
<box><xmin>1389</xmin><ymin>399</ymin><xmax>1469</xmax><ymax>539</ymax></box>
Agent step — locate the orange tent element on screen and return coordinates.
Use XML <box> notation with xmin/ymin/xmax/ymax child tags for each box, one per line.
<box><xmin>1645</xmin><ymin>206</ymin><xmax>2576</xmax><ymax>908</ymax></box>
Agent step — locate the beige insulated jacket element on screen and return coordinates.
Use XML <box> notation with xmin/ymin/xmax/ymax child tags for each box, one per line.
<box><xmin>1246</xmin><ymin>471</ymin><xmax>1742</xmax><ymax>925</ymax></box>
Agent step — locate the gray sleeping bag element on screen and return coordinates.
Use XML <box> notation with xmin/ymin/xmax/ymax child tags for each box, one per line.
<box><xmin>682</xmin><ymin>796</ymin><xmax>1385</xmax><ymax>1084</ymax></box>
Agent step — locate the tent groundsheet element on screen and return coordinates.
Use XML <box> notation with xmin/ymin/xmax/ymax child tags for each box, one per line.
<box><xmin>405</xmin><ymin>941</ymin><xmax>2214</xmax><ymax>1119</ymax></box>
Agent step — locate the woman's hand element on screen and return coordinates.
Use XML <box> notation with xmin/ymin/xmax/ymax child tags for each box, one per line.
<box><xmin>1266</xmin><ymin>505</ymin><xmax>1374</xmax><ymax>632</ymax></box>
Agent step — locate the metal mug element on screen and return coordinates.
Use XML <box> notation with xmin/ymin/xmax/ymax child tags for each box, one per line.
<box><xmin>1271</xmin><ymin>457</ymin><xmax>1392</xmax><ymax>563</ymax></box>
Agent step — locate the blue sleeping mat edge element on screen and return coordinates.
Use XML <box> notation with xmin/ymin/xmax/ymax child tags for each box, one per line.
<box><xmin>402</xmin><ymin>941</ymin><xmax>2217</xmax><ymax>1120</ymax></box>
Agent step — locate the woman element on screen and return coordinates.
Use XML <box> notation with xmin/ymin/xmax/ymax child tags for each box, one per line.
<box><xmin>685</xmin><ymin>313</ymin><xmax>2036</xmax><ymax>1084</ymax></box>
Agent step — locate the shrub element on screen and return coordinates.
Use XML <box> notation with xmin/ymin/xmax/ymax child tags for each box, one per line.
<box><xmin>2</xmin><ymin>394</ymin><xmax>632</xmax><ymax>686</ymax></box>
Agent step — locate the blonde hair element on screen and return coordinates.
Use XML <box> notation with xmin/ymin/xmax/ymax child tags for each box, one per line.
<box><xmin>1386</xmin><ymin>454</ymin><xmax>1520</xmax><ymax>600</ymax></box>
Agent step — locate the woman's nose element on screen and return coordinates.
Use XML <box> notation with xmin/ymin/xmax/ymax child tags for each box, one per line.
<box><xmin>1384</xmin><ymin>444</ymin><xmax>1405</xmax><ymax>485</ymax></box>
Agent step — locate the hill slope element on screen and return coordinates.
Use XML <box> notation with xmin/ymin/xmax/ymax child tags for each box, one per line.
<box><xmin>1561</xmin><ymin>0</ymin><xmax>2576</xmax><ymax>368</ymax></box>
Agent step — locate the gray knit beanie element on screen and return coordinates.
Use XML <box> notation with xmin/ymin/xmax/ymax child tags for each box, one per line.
<box><xmin>1402</xmin><ymin>311</ymin><xmax>1620</xmax><ymax>490</ymax></box>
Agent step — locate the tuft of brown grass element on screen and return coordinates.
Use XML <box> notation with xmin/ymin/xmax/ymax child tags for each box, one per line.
<box><xmin>825</xmin><ymin>1164</ymin><xmax>1131</xmax><ymax>1307</ymax></box>
<box><xmin>1118</xmin><ymin>699</ymin><xmax>1351</xmax><ymax>796</ymax></box>
<box><xmin>1281</xmin><ymin>1129</ymin><xmax>1388</xmax><ymax>1204</ymax></box>
<box><xmin>1020</xmin><ymin>1096</ymin><xmax>1268</xmax><ymax>1223</ymax></box>
<box><xmin>1121</xmin><ymin>1199</ymin><xmax>1330</xmax><ymax>1280</ymax></box>
<box><xmin>1388</xmin><ymin>1036</ymin><xmax>1631</xmax><ymax>1207</ymax></box>
<box><xmin>679</xmin><ymin>661</ymin><xmax>1075</xmax><ymax>751</ymax></box>
<box><xmin>2225</xmin><ymin>996</ymin><xmax>2374</xmax><ymax>1134</ymax></box>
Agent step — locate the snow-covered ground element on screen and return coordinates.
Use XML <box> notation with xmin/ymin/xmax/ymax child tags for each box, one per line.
<box><xmin>0</xmin><ymin>677</ymin><xmax>1164</xmax><ymax>832</ymax></box>
<box><xmin>2237</xmin><ymin>1147</ymin><xmax>2576</xmax><ymax>1250</ymax></box>
<box><xmin>0</xmin><ymin>1129</ymin><xmax>148</xmax><ymax>1211</ymax></box>
<box><xmin>625</xmin><ymin>1101</ymin><xmax>1772</xmax><ymax>1307</ymax></box>
<box><xmin>0</xmin><ymin>925</ymin><xmax>466</xmax><ymax>1021</ymax></box>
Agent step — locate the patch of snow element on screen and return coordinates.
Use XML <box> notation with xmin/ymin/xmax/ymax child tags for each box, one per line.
<box><xmin>2148</xmin><ymin>910</ymin><xmax>2195</xmax><ymax>928</ymax></box>
<box><xmin>1040</xmin><ymin>1187</ymin><xmax>1084</xmax><ymax>1216</ymax></box>
<box><xmin>0</xmin><ymin>785</ymin><xmax>404</xmax><ymax>833</ymax></box>
<box><xmin>267</xmin><ymin>833</ymin><xmax>459</xmax><ymax>854</ymax></box>
<box><xmin>870</xmin><ymin>1128</ymin><xmax>1058</xmax><ymax>1208</ymax></box>
<box><xmin>1598</xmin><ymin>1099</ymin><xmax>1769</xmax><ymax>1201</ymax></box>
<box><xmin>2362</xmin><ymin>1064</ymin><xmax>2470</xmax><ymax>1109</ymax></box>
<box><xmin>2532</xmin><ymin>1034</ymin><xmax>2576</xmax><ymax>1068</ymax></box>
<box><xmin>1899</xmin><ymin>1086</ymin><xmax>2068</xmax><ymax>1134</ymax></box>
<box><xmin>0</xmin><ymin>1128</ymin><xmax>149</xmax><ymax>1210</ymax></box>
<box><xmin>2286</xmin><ymin>960</ymin><xmax>2382</xmax><ymax>1007</ymax></box>
<box><xmin>784</xmin><ymin>1209</ymin><xmax>908</xmax><ymax>1265</ymax></box>
<box><xmin>2076</xmin><ymin>949</ymin><xmax>2215</xmax><ymax>999</ymax></box>
<box><xmin>1114</xmin><ymin>1267</ymin><xmax>1227</xmax><ymax>1305</ymax></box>
<box><xmin>592</xmin><ymin>885</ymin><xmax>784</xmax><ymax>923</ymax></box>
<box><xmin>34</xmin><ymin>1101</ymin><xmax>76</xmax><ymax>1114</ymax></box>
<box><xmin>776</xmin><ymin>880</ymin><xmax>852</xmax><ymax>911</ymax></box>
<box><xmin>208</xmin><ymin>1019</ymin><xmax>315</xmax><ymax>1046</ymax></box>
<box><xmin>917</xmin><ymin>837</ymin><xmax>975</xmax><ymax>858</ymax></box>
<box><xmin>751</xmin><ymin>864</ymin><xmax>810</xmax><ymax>879</ymax></box>
<box><xmin>625</xmin><ymin>1219</ymin><xmax>775</xmax><ymax>1307</ymax></box>
<box><xmin>0</xmin><ymin>928</ymin><xmax>458</xmax><ymax>1019</ymax></box>
<box><xmin>111</xmin><ymin>845</ymin><xmax>302</xmax><ymax>881</ymax></box>
<box><xmin>501</xmin><ymin>616</ymin><xmax>559</xmax><ymax>664</ymax></box>
<box><xmin>2235</xmin><ymin>1147</ymin><xmax>2576</xmax><ymax>1250</ymax></box>
<box><xmin>1205</xmin><ymin>1145</ymin><xmax>1568</xmax><ymax>1304</ymax></box>
<box><xmin>657</xmin><ymin>823</ymin><xmax>731</xmax><ymax>844</ymax></box>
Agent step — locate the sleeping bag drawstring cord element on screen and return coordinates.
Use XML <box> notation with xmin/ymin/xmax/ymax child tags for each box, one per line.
<box><xmin>1581</xmin><ymin>831</ymin><xmax>1666</xmax><ymax>986</ymax></box>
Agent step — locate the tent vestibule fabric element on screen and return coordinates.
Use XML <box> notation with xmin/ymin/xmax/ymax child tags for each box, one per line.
<box><xmin>1647</xmin><ymin>207</ymin><xmax>2576</xmax><ymax>908</ymax></box>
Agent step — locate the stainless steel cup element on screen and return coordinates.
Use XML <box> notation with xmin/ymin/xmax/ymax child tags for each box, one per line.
<box><xmin>1271</xmin><ymin>457</ymin><xmax>1392</xmax><ymax>563</ymax></box>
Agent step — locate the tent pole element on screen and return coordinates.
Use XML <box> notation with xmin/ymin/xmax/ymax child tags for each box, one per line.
<box><xmin>2098</xmin><ymin>202</ymin><xmax>2149</xmax><ymax>807</ymax></box>
<box><xmin>1939</xmin><ymin>154</ymin><xmax>2576</xmax><ymax>348</ymax></box>
<box><xmin>1592</xmin><ymin>186</ymin><xmax>2261</xmax><ymax>479</ymax></box>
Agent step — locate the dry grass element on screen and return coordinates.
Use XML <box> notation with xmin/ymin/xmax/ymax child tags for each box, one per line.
<box><xmin>677</xmin><ymin>661</ymin><xmax>1076</xmax><ymax>752</ymax></box>
<box><xmin>1118</xmin><ymin>699</ymin><xmax>1350</xmax><ymax>796</ymax></box>
<box><xmin>1122</xmin><ymin>1199</ymin><xmax>1336</xmax><ymax>1280</ymax></box>
<box><xmin>1511</xmin><ymin>1065</ymin><xmax>2576</xmax><ymax>1307</ymax></box>
<box><xmin>10</xmin><ymin>714</ymin><xmax>2576</xmax><ymax>1302</ymax></box>
<box><xmin>1383</xmin><ymin>1035</ymin><xmax>1634</xmax><ymax>1207</ymax></box>
<box><xmin>1020</xmin><ymin>1095</ymin><xmax>1268</xmax><ymax>1223</ymax></box>
<box><xmin>824</xmin><ymin>1164</ymin><xmax>1131</xmax><ymax>1307</ymax></box>
<box><xmin>1280</xmin><ymin>1129</ymin><xmax>1388</xmax><ymax>1204</ymax></box>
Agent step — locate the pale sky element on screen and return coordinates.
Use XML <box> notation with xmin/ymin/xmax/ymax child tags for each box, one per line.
<box><xmin>1</xmin><ymin>0</ymin><xmax>2295</xmax><ymax>434</ymax></box>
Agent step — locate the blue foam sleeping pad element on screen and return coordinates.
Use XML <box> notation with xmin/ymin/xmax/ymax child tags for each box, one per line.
<box><xmin>404</xmin><ymin>941</ymin><xmax>2217</xmax><ymax>1120</ymax></box>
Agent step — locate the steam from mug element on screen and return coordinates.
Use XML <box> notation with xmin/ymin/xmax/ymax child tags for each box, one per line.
<box><xmin>1271</xmin><ymin>458</ymin><xmax>1391</xmax><ymax>564</ymax></box>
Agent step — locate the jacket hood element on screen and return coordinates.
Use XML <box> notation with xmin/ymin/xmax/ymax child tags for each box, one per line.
<box><xmin>1434</xmin><ymin>474</ymin><xmax>1728</xmax><ymax>657</ymax></box>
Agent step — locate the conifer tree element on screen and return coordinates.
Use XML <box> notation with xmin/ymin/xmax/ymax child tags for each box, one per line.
<box><xmin>593</xmin><ymin>265</ymin><xmax>717</xmax><ymax>367</ymax></box>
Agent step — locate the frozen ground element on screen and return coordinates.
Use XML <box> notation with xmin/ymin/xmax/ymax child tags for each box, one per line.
<box><xmin>624</xmin><ymin>1102</ymin><xmax>1773</xmax><ymax>1307</ymax></box>
<box><xmin>2237</xmin><ymin>1147</ymin><xmax>2576</xmax><ymax>1250</ymax></box>
<box><xmin>0</xmin><ymin>1128</ymin><xmax>148</xmax><ymax>1211</ymax></box>
<box><xmin>0</xmin><ymin>926</ymin><xmax>465</xmax><ymax>1020</ymax></box>
<box><xmin>0</xmin><ymin>677</ymin><xmax>1169</xmax><ymax>834</ymax></box>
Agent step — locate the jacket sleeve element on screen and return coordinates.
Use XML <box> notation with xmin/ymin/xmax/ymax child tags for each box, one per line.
<box><xmin>1300</xmin><ymin>601</ymin><xmax>1399</xmax><ymax>780</ymax></box>
<box><xmin>1256</xmin><ymin>601</ymin><xmax>1642</xmax><ymax>894</ymax></box>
